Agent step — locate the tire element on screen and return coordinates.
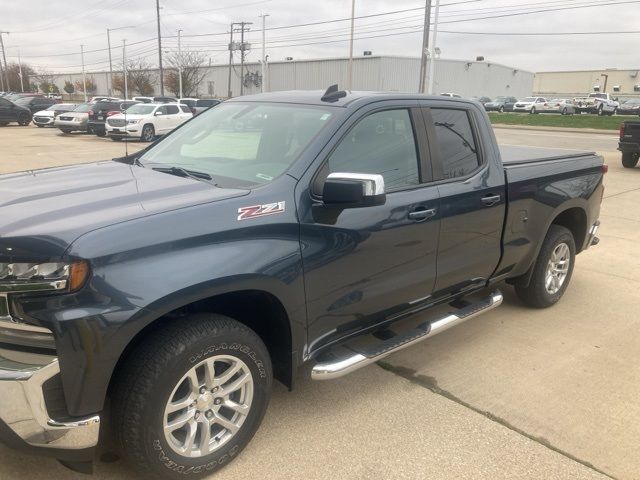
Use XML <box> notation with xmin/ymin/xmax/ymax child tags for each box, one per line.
<box><xmin>111</xmin><ymin>314</ymin><xmax>272</xmax><ymax>480</ymax></box>
<box><xmin>597</xmin><ymin>105</ymin><xmax>604</xmax><ymax>116</ymax></box>
<box><xmin>515</xmin><ymin>225</ymin><xmax>576</xmax><ymax>308</ymax></box>
<box><xmin>498</xmin><ymin>106</ymin><xmax>504</xmax><ymax>113</ymax></box>
<box><xmin>561</xmin><ymin>108</ymin><xmax>567</xmax><ymax>115</ymax></box>
<box><xmin>95</xmin><ymin>129</ymin><xmax>106</xmax><ymax>137</ymax></box>
<box><xmin>36</xmin><ymin>124</ymin><xmax>44</xmax><ymax>128</ymax></box>
<box><xmin>59</xmin><ymin>129</ymin><xmax>73</xmax><ymax>134</ymax></box>
<box><xmin>0</xmin><ymin>122</ymin><xmax>7</xmax><ymax>127</ymax></box>
<box><xmin>530</xmin><ymin>107</ymin><xmax>536</xmax><ymax>114</ymax></box>
<box><xmin>18</xmin><ymin>113</ymin><xmax>31</xmax><ymax>126</ymax></box>
<box><xmin>622</xmin><ymin>152</ymin><xmax>639</xmax><ymax>168</ymax></box>
<box><xmin>141</xmin><ymin>124</ymin><xmax>155</xmax><ymax>142</ymax></box>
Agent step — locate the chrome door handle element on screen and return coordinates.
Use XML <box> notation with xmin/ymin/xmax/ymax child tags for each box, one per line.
<box><xmin>408</xmin><ymin>208</ymin><xmax>437</xmax><ymax>221</ymax></box>
<box><xmin>481</xmin><ymin>195</ymin><xmax>501</xmax><ymax>207</ymax></box>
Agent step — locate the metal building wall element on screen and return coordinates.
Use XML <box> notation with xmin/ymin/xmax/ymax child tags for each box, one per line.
<box><xmin>52</xmin><ymin>56</ymin><xmax>533</xmax><ymax>100</ymax></box>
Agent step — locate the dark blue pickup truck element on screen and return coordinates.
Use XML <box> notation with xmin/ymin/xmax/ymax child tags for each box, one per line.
<box><xmin>0</xmin><ymin>88</ymin><xmax>604</xmax><ymax>478</ymax></box>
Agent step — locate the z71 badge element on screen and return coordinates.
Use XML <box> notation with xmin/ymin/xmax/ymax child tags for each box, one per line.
<box><xmin>237</xmin><ymin>201</ymin><xmax>286</xmax><ymax>221</ymax></box>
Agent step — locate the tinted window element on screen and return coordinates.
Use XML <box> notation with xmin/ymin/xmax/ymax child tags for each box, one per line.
<box><xmin>196</xmin><ymin>99</ymin><xmax>218</xmax><ymax>107</ymax></box>
<box><xmin>325</xmin><ymin>109</ymin><xmax>419</xmax><ymax>190</ymax></box>
<box><xmin>0</xmin><ymin>98</ymin><xmax>11</xmax><ymax>107</ymax></box>
<box><xmin>166</xmin><ymin>105</ymin><xmax>179</xmax><ymax>114</ymax></box>
<box><xmin>430</xmin><ymin>108</ymin><xmax>480</xmax><ymax>179</ymax></box>
<box><xmin>180</xmin><ymin>99</ymin><xmax>196</xmax><ymax>107</ymax></box>
<box><xmin>156</xmin><ymin>106</ymin><xmax>168</xmax><ymax>115</ymax></box>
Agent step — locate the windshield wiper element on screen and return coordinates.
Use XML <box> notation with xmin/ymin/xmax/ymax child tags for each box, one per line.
<box><xmin>152</xmin><ymin>166</ymin><xmax>219</xmax><ymax>186</ymax></box>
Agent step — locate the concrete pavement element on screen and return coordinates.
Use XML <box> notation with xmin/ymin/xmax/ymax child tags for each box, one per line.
<box><xmin>0</xmin><ymin>125</ymin><xmax>635</xmax><ymax>479</ymax></box>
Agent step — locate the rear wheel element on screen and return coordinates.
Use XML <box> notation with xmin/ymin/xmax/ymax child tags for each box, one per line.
<box><xmin>561</xmin><ymin>108</ymin><xmax>568</xmax><ymax>115</ymax></box>
<box><xmin>597</xmin><ymin>104</ymin><xmax>604</xmax><ymax>116</ymax></box>
<box><xmin>515</xmin><ymin>225</ymin><xmax>575</xmax><ymax>308</ymax></box>
<box><xmin>111</xmin><ymin>314</ymin><xmax>272</xmax><ymax>480</ymax></box>
<box><xmin>530</xmin><ymin>107</ymin><xmax>536</xmax><ymax>114</ymax></box>
<box><xmin>498</xmin><ymin>106</ymin><xmax>504</xmax><ymax>113</ymax></box>
<box><xmin>622</xmin><ymin>152</ymin><xmax>639</xmax><ymax>168</ymax></box>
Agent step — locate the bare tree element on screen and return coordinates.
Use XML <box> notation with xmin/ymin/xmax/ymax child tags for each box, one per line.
<box><xmin>4</xmin><ymin>62</ymin><xmax>36</xmax><ymax>92</ymax></box>
<box><xmin>112</xmin><ymin>59</ymin><xmax>156</xmax><ymax>96</ymax></box>
<box><xmin>164</xmin><ymin>50</ymin><xmax>207</xmax><ymax>97</ymax></box>
<box><xmin>32</xmin><ymin>69</ymin><xmax>59</xmax><ymax>93</ymax></box>
<box><xmin>74</xmin><ymin>77</ymin><xmax>97</xmax><ymax>94</ymax></box>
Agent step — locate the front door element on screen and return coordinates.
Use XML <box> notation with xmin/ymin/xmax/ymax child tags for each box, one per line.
<box><xmin>0</xmin><ymin>98</ymin><xmax>12</xmax><ymax>122</ymax></box>
<box><xmin>298</xmin><ymin>105</ymin><xmax>441</xmax><ymax>354</ymax></box>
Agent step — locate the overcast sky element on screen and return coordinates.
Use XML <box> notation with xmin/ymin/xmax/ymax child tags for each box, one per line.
<box><xmin>2</xmin><ymin>0</ymin><xmax>640</xmax><ymax>74</ymax></box>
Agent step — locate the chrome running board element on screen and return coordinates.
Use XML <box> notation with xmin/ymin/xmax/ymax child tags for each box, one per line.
<box><xmin>311</xmin><ymin>290</ymin><xmax>503</xmax><ymax>381</ymax></box>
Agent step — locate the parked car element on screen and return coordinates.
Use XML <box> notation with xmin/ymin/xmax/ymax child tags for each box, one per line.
<box><xmin>484</xmin><ymin>96</ymin><xmax>518</xmax><ymax>113</ymax></box>
<box><xmin>106</xmin><ymin>103</ymin><xmax>193</xmax><ymax>141</ymax></box>
<box><xmin>538</xmin><ymin>99</ymin><xmax>575</xmax><ymax>115</ymax></box>
<box><xmin>178</xmin><ymin>97</ymin><xmax>199</xmax><ymax>114</ymax></box>
<box><xmin>153</xmin><ymin>96</ymin><xmax>178</xmax><ymax>103</ymax></box>
<box><xmin>0</xmin><ymin>97</ymin><xmax>32</xmax><ymax>126</ymax></box>
<box><xmin>573</xmin><ymin>93</ymin><xmax>619</xmax><ymax>115</ymax></box>
<box><xmin>440</xmin><ymin>92</ymin><xmax>462</xmax><ymax>98</ymax></box>
<box><xmin>54</xmin><ymin>103</ymin><xmax>93</xmax><ymax>134</ymax></box>
<box><xmin>193</xmin><ymin>98</ymin><xmax>221</xmax><ymax>115</ymax></box>
<box><xmin>471</xmin><ymin>96</ymin><xmax>492</xmax><ymax>105</ymax></box>
<box><xmin>89</xmin><ymin>96</ymin><xmax>121</xmax><ymax>103</ymax></box>
<box><xmin>132</xmin><ymin>96</ymin><xmax>154</xmax><ymax>103</ymax></box>
<box><xmin>32</xmin><ymin>103</ymin><xmax>77</xmax><ymax>127</ymax></box>
<box><xmin>45</xmin><ymin>93</ymin><xmax>63</xmax><ymax>100</ymax></box>
<box><xmin>618</xmin><ymin>120</ymin><xmax>640</xmax><ymax>167</ymax></box>
<box><xmin>88</xmin><ymin>100</ymin><xmax>140</xmax><ymax>136</ymax></box>
<box><xmin>0</xmin><ymin>89</ymin><xmax>605</xmax><ymax>479</ymax></box>
<box><xmin>13</xmin><ymin>96</ymin><xmax>57</xmax><ymax>114</ymax></box>
<box><xmin>616</xmin><ymin>98</ymin><xmax>640</xmax><ymax>116</ymax></box>
<box><xmin>513</xmin><ymin>97</ymin><xmax>547</xmax><ymax>114</ymax></box>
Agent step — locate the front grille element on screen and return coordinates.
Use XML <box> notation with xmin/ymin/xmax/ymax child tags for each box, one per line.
<box><xmin>107</xmin><ymin>118</ymin><xmax>125</xmax><ymax>127</ymax></box>
<box><xmin>59</xmin><ymin>116</ymin><xmax>73</xmax><ymax>121</ymax></box>
<box><xmin>34</xmin><ymin>117</ymin><xmax>51</xmax><ymax>123</ymax></box>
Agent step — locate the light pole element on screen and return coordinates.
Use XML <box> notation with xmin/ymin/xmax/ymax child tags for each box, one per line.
<box><xmin>347</xmin><ymin>0</ymin><xmax>355</xmax><ymax>90</ymax></box>
<box><xmin>156</xmin><ymin>0</ymin><xmax>165</xmax><ymax>95</ymax></box>
<box><xmin>122</xmin><ymin>39</ymin><xmax>128</xmax><ymax>101</ymax></box>
<box><xmin>80</xmin><ymin>44</ymin><xmax>87</xmax><ymax>102</ymax></box>
<box><xmin>17</xmin><ymin>48</ymin><xmax>23</xmax><ymax>92</ymax></box>
<box><xmin>0</xmin><ymin>31</ymin><xmax>10</xmax><ymax>91</ymax></box>
<box><xmin>418</xmin><ymin>0</ymin><xmax>432</xmax><ymax>93</ymax></box>
<box><xmin>177</xmin><ymin>29</ymin><xmax>183</xmax><ymax>99</ymax></box>
<box><xmin>259</xmin><ymin>13</ymin><xmax>269</xmax><ymax>93</ymax></box>
<box><xmin>107</xmin><ymin>26</ymin><xmax>135</xmax><ymax>96</ymax></box>
<box><xmin>427</xmin><ymin>0</ymin><xmax>440</xmax><ymax>95</ymax></box>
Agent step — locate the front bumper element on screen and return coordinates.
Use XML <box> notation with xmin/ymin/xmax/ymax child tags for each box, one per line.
<box><xmin>33</xmin><ymin>117</ymin><xmax>54</xmax><ymax>126</ymax></box>
<box><xmin>54</xmin><ymin>120</ymin><xmax>87</xmax><ymax>131</ymax></box>
<box><xmin>0</xmin><ymin>348</ymin><xmax>100</xmax><ymax>452</ymax></box>
<box><xmin>106</xmin><ymin>125</ymin><xmax>142</xmax><ymax>138</ymax></box>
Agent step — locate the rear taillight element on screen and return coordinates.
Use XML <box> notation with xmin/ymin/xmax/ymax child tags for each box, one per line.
<box><xmin>619</xmin><ymin>123</ymin><xmax>625</xmax><ymax>139</ymax></box>
<box><xmin>88</xmin><ymin>110</ymin><xmax>95</xmax><ymax>117</ymax></box>
<box><xmin>602</xmin><ymin>164</ymin><xmax>609</xmax><ymax>174</ymax></box>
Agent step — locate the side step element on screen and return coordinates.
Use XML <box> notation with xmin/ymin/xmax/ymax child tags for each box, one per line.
<box><xmin>311</xmin><ymin>290</ymin><xmax>503</xmax><ymax>380</ymax></box>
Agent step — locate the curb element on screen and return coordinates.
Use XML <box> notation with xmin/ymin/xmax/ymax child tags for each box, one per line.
<box><xmin>491</xmin><ymin>124</ymin><xmax>618</xmax><ymax>135</ymax></box>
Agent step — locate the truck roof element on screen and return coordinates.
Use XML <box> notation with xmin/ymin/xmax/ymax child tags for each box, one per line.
<box><xmin>228</xmin><ymin>89</ymin><xmax>480</xmax><ymax>109</ymax></box>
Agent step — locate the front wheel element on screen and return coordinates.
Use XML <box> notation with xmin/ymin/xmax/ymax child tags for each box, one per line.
<box><xmin>111</xmin><ymin>314</ymin><xmax>272</xmax><ymax>480</ymax></box>
<box><xmin>515</xmin><ymin>225</ymin><xmax>575</xmax><ymax>308</ymax></box>
<box><xmin>622</xmin><ymin>152</ymin><xmax>639</xmax><ymax>168</ymax></box>
<box><xmin>498</xmin><ymin>106</ymin><xmax>504</xmax><ymax>113</ymax></box>
<box><xmin>597</xmin><ymin>105</ymin><xmax>604</xmax><ymax>116</ymax></box>
<box><xmin>141</xmin><ymin>124</ymin><xmax>155</xmax><ymax>142</ymax></box>
<box><xmin>561</xmin><ymin>108</ymin><xmax>567</xmax><ymax>115</ymax></box>
<box><xmin>18</xmin><ymin>113</ymin><xmax>31</xmax><ymax>126</ymax></box>
<box><xmin>530</xmin><ymin>107</ymin><xmax>536</xmax><ymax>114</ymax></box>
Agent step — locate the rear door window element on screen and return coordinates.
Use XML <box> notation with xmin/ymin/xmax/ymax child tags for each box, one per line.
<box><xmin>166</xmin><ymin>105</ymin><xmax>179</xmax><ymax>115</ymax></box>
<box><xmin>429</xmin><ymin>108</ymin><xmax>481</xmax><ymax>180</ymax></box>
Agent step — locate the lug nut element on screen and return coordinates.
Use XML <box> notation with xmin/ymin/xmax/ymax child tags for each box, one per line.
<box><xmin>206</xmin><ymin>410</ymin><xmax>214</xmax><ymax>419</ymax></box>
<box><xmin>200</xmin><ymin>387</ymin><xmax>207</xmax><ymax>394</ymax></box>
<box><xmin>194</xmin><ymin>412</ymin><xmax>200</xmax><ymax>419</ymax></box>
<box><xmin>214</xmin><ymin>398</ymin><xmax>222</xmax><ymax>405</ymax></box>
<box><xmin>211</xmin><ymin>387</ymin><xmax>219</xmax><ymax>393</ymax></box>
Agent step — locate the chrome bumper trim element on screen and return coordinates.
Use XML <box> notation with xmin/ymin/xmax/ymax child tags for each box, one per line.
<box><xmin>0</xmin><ymin>351</ymin><xmax>100</xmax><ymax>450</ymax></box>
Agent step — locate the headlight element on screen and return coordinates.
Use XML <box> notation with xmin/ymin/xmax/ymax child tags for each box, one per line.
<box><xmin>127</xmin><ymin>119</ymin><xmax>140</xmax><ymax>125</ymax></box>
<box><xmin>0</xmin><ymin>261</ymin><xmax>90</xmax><ymax>293</ymax></box>
<box><xmin>73</xmin><ymin>117</ymin><xmax>81</xmax><ymax>122</ymax></box>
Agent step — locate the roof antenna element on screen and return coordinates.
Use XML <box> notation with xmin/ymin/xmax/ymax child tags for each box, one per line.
<box><xmin>321</xmin><ymin>84</ymin><xmax>347</xmax><ymax>103</ymax></box>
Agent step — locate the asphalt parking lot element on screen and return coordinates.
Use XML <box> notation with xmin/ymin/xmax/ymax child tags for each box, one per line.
<box><xmin>0</xmin><ymin>124</ymin><xmax>637</xmax><ymax>480</ymax></box>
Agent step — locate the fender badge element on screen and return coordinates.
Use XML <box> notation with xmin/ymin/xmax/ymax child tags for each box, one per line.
<box><xmin>237</xmin><ymin>201</ymin><xmax>286</xmax><ymax>221</ymax></box>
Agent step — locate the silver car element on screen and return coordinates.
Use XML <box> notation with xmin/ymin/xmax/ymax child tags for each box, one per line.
<box><xmin>32</xmin><ymin>103</ymin><xmax>77</xmax><ymax>127</ymax></box>
<box><xmin>539</xmin><ymin>99</ymin><xmax>575</xmax><ymax>115</ymax></box>
<box><xmin>54</xmin><ymin>103</ymin><xmax>93</xmax><ymax>133</ymax></box>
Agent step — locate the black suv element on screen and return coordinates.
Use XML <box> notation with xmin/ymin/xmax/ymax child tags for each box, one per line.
<box><xmin>88</xmin><ymin>100</ymin><xmax>139</xmax><ymax>136</ymax></box>
<box><xmin>0</xmin><ymin>97</ymin><xmax>33</xmax><ymax>126</ymax></box>
<box><xmin>13</xmin><ymin>96</ymin><xmax>57</xmax><ymax>114</ymax></box>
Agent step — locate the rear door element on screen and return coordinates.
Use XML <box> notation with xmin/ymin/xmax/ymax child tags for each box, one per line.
<box><xmin>164</xmin><ymin>104</ymin><xmax>181</xmax><ymax>130</ymax></box>
<box><xmin>0</xmin><ymin>98</ymin><xmax>12</xmax><ymax>122</ymax></box>
<box><xmin>154</xmin><ymin>105</ymin><xmax>169</xmax><ymax>133</ymax></box>
<box><xmin>420</xmin><ymin>102</ymin><xmax>506</xmax><ymax>296</ymax></box>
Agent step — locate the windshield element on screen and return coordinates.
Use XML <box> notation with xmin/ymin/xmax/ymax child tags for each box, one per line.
<box><xmin>126</xmin><ymin>104</ymin><xmax>157</xmax><ymax>115</ymax></box>
<box><xmin>73</xmin><ymin>103</ymin><xmax>92</xmax><ymax>113</ymax></box>
<box><xmin>14</xmin><ymin>97</ymin><xmax>33</xmax><ymax>105</ymax></box>
<box><xmin>589</xmin><ymin>93</ymin><xmax>606</xmax><ymax>99</ymax></box>
<box><xmin>180</xmin><ymin>99</ymin><xmax>196</xmax><ymax>107</ymax></box>
<box><xmin>196</xmin><ymin>99</ymin><xmax>218</xmax><ymax>107</ymax></box>
<box><xmin>138</xmin><ymin>102</ymin><xmax>334</xmax><ymax>188</ymax></box>
<box><xmin>624</xmin><ymin>99</ymin><xmax>640</xmax><ymax>104</ymax></box>
<box><xmin>494</xmin><ymin>97</ymin><xmax>509</xmax><ymax>102</ymax></box>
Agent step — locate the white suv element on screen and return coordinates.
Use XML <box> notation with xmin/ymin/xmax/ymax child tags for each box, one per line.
<box><xmin>105</xmin><ymin>103</ymin><xmax>193</xmax><ymax>142</ymax></box>
<box><xmin>513</xmin><ymin>97</ymin><xmax>547</xmax><ymax>114</ymax></box>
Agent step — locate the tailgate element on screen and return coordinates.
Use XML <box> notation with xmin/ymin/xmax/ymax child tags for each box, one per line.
<box><xmin>622</xmin><ymin>122</ymin><xmax>640</xmax><ymax>142</ymax></box>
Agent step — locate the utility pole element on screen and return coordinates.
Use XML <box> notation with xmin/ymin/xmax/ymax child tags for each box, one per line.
<box><xmin>107</xmin><ymin>29</ymin><xmax>113</xmax><ymax>96</ymax></box>
<box><xmin>259</xmin><ymin>14</ymin><xmax>269</xmax><ymax>93</ymax></box>
<box><xmin>177</xmin><ymin>29</ymin><xmax>183</xmax><ymax>98</ymax></box>
<box><xmin>347</xmin><ymin>0</ymin><xmax>355</xmax><ymax>90</ymax></box>
<box><xmin>227</xmin><ymin>24</ymin><xmax>234</xmax><ymax>99</ymax></box>
<box><xmin>0</xmin><ymin>31</ymin><xmax>10</xmax><ymax>92</ymax></box>
<box><xmin>156</xmin><ymin>0</ymin><xmax>165</xmax><ymax>95</ymax></box>
<box><xmin>123</xmin><ymin>39</ymin><xmax>128</xmax><ymax>101</ymax></box>
<box><xmin>239</xmin><ymin>22</ymin><xmax>251</xmax><ymax>96</ymax></box>
<box><xmin>80</xmin><ymin>44</ymin><xmax>87</xmax><ymax>102</ymax></box>
<box><xmin>17</xmin><ymin>49</ymin><xmax>24</xmax><ymax>92</ymax></box>
<box><xmin>427</xmin><ymin>0</ymin><xmax>440</xmax><ymax>95</ymax></box>
<box><xmin>418</xmin><ymin>0</ymin><xmax>432</xmax><ymax>93</ymax></box>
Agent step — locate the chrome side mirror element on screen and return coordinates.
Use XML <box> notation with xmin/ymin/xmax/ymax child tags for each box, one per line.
<box><xmin>322</xmin><ymin>172</ymin><xmax>386</xmax><ymax>207</ymax></box>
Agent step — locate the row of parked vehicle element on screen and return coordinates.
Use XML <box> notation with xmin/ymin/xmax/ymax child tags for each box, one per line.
<box><xmin>0</xmin><ymin>92</ymin><xmax>222</xmax><ymax>141</ymax></box>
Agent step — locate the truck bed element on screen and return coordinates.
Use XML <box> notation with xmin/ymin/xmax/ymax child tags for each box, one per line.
<box><xmin>500</xmin><ymin>145</ymin><xmax>597</xmax><ymax>165</ymax></box>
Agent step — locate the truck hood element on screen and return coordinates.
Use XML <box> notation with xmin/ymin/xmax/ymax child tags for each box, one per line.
<box><xmin>0</xmin><ymin>161</ymin><xmax>247</xmax><ymax>259</ymax></box>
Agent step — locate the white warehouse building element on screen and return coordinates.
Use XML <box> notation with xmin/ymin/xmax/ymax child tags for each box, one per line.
<box><xmin>53</xmin><ymin>55</ymin><xmax>534</xmax><ymax>100</ymax></box>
